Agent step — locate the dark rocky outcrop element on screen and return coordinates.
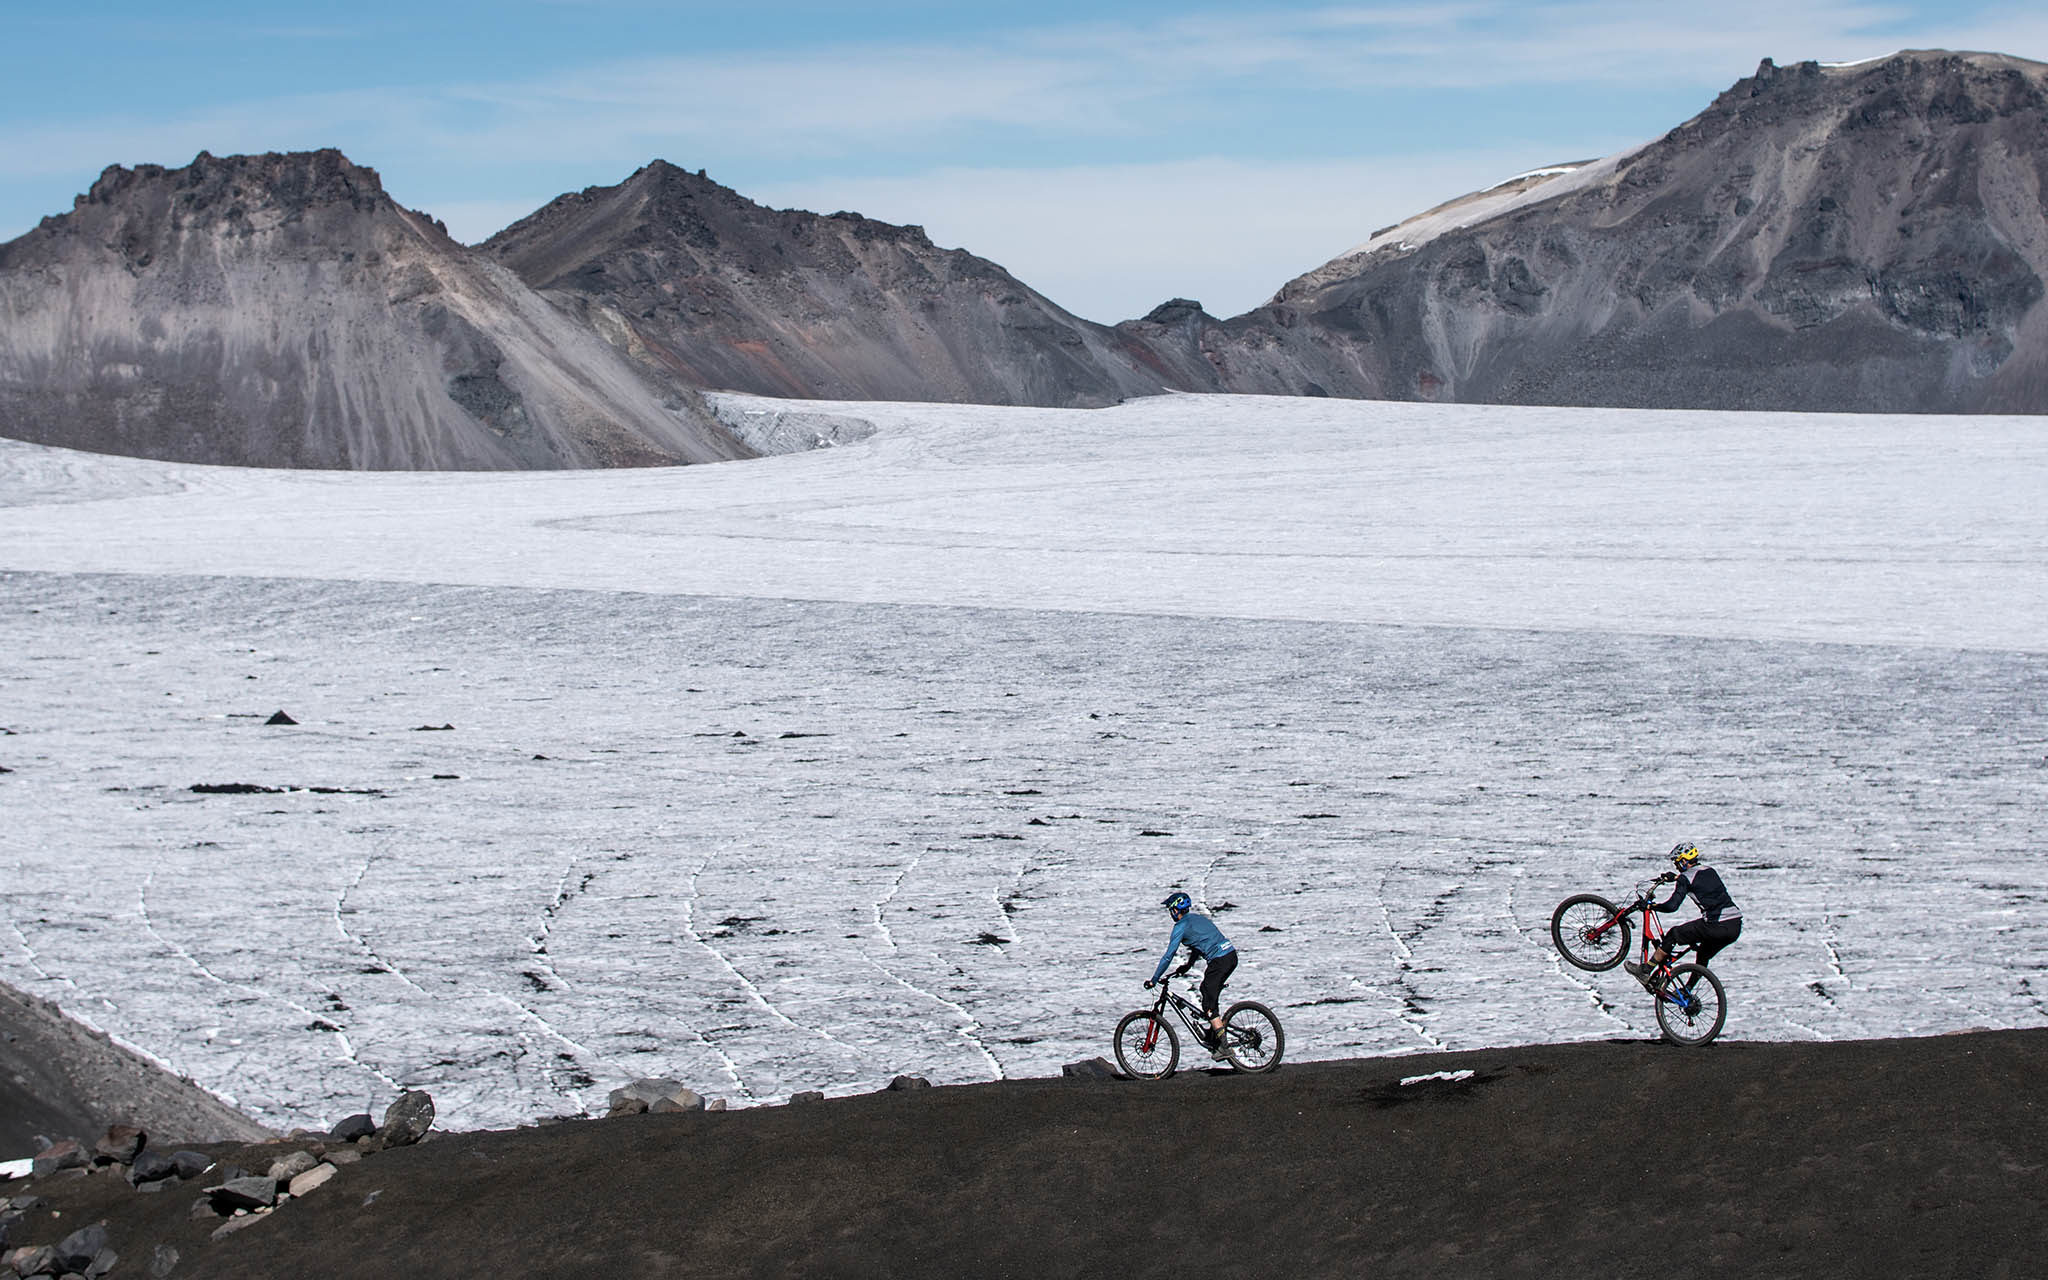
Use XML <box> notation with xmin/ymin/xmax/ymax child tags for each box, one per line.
<box><xmin>1136</xmin><ymin>50</ymin><xmax>2048</xmax><ymax>413</ymax></box>
<box><xmin>483</xmin><ymin>161</ymin><xmax>1171</xmax><ymax>408</ymax></box>
<box><xmin>0</xmin><ymin>150</ymin><xmax>751</xmax><ymax>469</ymax></box>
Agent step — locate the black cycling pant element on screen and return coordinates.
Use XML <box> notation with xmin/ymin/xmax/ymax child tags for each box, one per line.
<box><xmin>1662</xmin><ymin>917</ymin><xmax>1741</xmax><ymax>968</ymax></box>
<box><xmin>1200</xmin><ymin>951</ymin><xmax>1238</xmax><ymax>1019</ymax></box>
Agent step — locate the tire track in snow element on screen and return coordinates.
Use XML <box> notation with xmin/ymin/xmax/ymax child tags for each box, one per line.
<box><xmin>865</xmin><ymin>848</ymin><xmax>1004</xmax><ymax>1080</ymax></box>
<box><xmin>1505</xmin><ymin>877</ymin><xmax>1634</xmax><ymax>1034</ymax></box>
<box><xmin>1375</xmin><ymin>868</ymin><xmax>1446</xmax><ymax>1052</ymax></box>
<box><xmin>144</xmin><ymin>870</ymin><xmax>404</xmax><ymax>1093</ymax></box>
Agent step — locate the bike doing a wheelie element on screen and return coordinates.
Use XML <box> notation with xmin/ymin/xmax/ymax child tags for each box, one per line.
<box><xmin>1113</xmin><ymin>971</ymin><xmax>1285</xmax><ymax>1079</ymax></box>
<box><xmin>1551</xmin><ymin>877</ymin><xmax>1729</xmax><ymax>1046</ymax></box>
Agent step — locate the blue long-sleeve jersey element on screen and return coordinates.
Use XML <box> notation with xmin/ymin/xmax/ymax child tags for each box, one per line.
<box><xmin>1152</xmin><ymin>911</ymin><xmax>1236</xmax><ymax>982</ymax></box>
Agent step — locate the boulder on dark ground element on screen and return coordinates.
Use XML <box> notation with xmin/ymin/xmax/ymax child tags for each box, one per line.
<box><xmin>605</xmin><ymin>1096</ymin><xmax>647</xmax><ymax>1118</ymax></box>
<box><xmin>608</xmin><ymin>1079</ymin><xmax>697</xmax><ymax>1113</ymax></box>
<box><xmin>52</xmin><ymin>1222</ymin><xmax>108</xmax><ymax>1272</ymax></box>
<box><xmin>1061</xmin><ymin>1057</ymin><xmax>1119</xmax><ymax>1080</ymax></box>
<box><xmin>327</xmin><ymin>1113</ymin><xmax>374</xmax><ymax>1143</ymax></box>
<box><xmin>377</xmin><ymin>1091</ymin><xmax>434</xmax><ymax>1148</ymax></box>
<box><xmin>93</xmin><ymin>1124</ymin><xmax>144</xmax><ymax>1165</ymax></box>
<box><xmin>3</xmin><ymin>1244</ymin><xmax>54</xmax><ymax>1276</ymax></box>
<box><xmin>30</xmin><ymin>1140</ymin><xmax>85</xmax><ymax>1178</ymax></box>
<box><xmin>168</xmin><ymin>1151</ymin><xmax>211</xmax><ymax>1180</ymax></box>
<box><xmin>205</xmin><ymin>1176</ymin><xmax>277</xmax><ymax>1212</ymax></box>
<box><xmin>885</xmin><ymin>1076</ymin><xmax>931</xmax><ymax>1091</ymax></box>
<box><xmin>786</xmin><ymin>1091</ymin><xmax>825</xmax><ymax>1105</ymax></box>
<box><xmin>126</xmin><ymin>1150</ymin><xmax>176</xmax><ymax>1185</ymax></box>
<box><xmin>287</xmin><ymin>1164</ymin><xmax>336</xmax><ymax>1198</ymax></box>
<box><xmin>148</xmin><ymin>1243</ymin><xmax>178</xmax><ymax>1278</ymax></box>
<box><xmin>85</xmin><ymin>1246</ymin><xmax>119</xmax><ymax>1277</ymax></box>
<box><xmin>266</xmin><ymin>1151</ymin><xmax>317</xmax><ymax>1183</ymax></box>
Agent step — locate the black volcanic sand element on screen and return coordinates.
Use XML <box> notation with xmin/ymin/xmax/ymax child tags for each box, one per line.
<box><xmin>4</xmin><ymin>1030</ymin><xmax>2042</xmax><ymax>1278</ymax></box>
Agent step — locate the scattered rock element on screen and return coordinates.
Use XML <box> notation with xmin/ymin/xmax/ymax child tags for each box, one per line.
<box><xmin>267</xmin><ymin>1151</ymin><xmax>318</xmax><ymax>1183</ymax></box>
<box><xmin>3</xmin><ymin>1245</ymin><xmax>55</xmax><ymax>1276</ymax></box>
<box><xmin>31</xmin><ymin>1140</ymin><xmax>87</xmax><ymax>1179</ymax></box>
<box><xmin>288</xmin><ymin>1164</ymin><xmax>337</xmax><ymax>1198</ymax></box>
<box><xmin>149</xmin><ymin>1244</ymin><xmax>179</xmax><ymax>1278</ymax></box>
<box><xmin>609</xmin><ymin>1078</ymin><xmax>702</xmax><ymax>1115</ymax></box>
<box><xmin>328</xmin><ymin>1113</ymin><xmax>375</xmax><ymax>1143</ymax></box>
<box><xmin>322</xmin><ymin>1148</ymin><xmax>362</xmax><ymax>1167</ymax></box>
<box><xmin>168</xmin><ymin>1151</ymin><xmax>211</xmax><ymax>1181</ymax></box>
<box><xmin>188</xmin><ymin>1197</ymin><xmax>217</xmax><ymax>1221</ymax></box>
<box><xmin>706</xmin><ymin>1098</ymin><xmax>728</xmax><ymax>1112</ymax></box>
<box><xmin>377</xmin><ymin>1090</ymin><xmax>435</xmax><ymax>1147</ymax></box>
<box><xmin>127</xmin><ymin>1151</ymin><xmax>177</xmax><ymax>1186</ymax></box>
<box><xmin>787</xmin><ymin>1091</ymin><xmax>825</xmax><ymax>1105</ymax></box>
<box><xmin>53</xmin><ymin>1223</ymin><xmax>109</xmax><ymax>1273</ymax></box>
<box><xmin>412</xmin><ymin>723</ymin><xmax>455</xmax><ymax>732</ymax></box>
<box><xmin>205</xmin><ymin>1176</ymin><xmax>278</xmax><ymax>1213</ymax></box>
<box><xmin>93</xmin><ymin>1124</ymin><xmax>145</xmax><ymax>1166</ymax></box>
<box><xmin>265</xmin><ymin>710</ymin><xmax>298</xmax><ymax>725</ymax></box>
<box><xmin>1062</xmin><ymin>1057</ymin><xmax>1120</xmax><ymax>1081</ymax></box>
<box><xmin>606</xmin><ymin>1096</ymin><xmax>649</xmax><ymax>1118</ymax></box>
<box><xmin>886</xmin><ymin>1075</ymin><xmax>932</xmax><ymax>1091</ymax></box>
<box><xmin>85</xmin><ymin>1246</ymin><xmax>119</xmax><ymax>1278</ymax></box>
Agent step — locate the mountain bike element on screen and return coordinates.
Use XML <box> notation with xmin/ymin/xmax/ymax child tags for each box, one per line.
<box><xmin>1550</xmin><ymin>881</ymin><xmax>1728</xmax><ymax>1046</ymax></box>
<box><xmin>1113</xmin><ymin>974</ymin><xmax>1284</xmax><ymax>1079</ymax></box>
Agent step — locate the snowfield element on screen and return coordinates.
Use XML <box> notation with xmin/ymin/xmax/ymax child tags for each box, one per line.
<box><xmin>1</xmin><ymin>392</ymin><xmax>2044</xmax><ymax>1131</ymax></box>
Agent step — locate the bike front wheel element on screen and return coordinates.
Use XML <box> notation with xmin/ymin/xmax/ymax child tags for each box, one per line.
<box><xmin>1113</xmin><ymin>1010</ymin><xmax>1180</xmax><ymax>1080</ymax></box>
<box><xmin>1221</xmin><ymin>1000</ymin><xmax>1284</xmax><ymax>1073</ymax></box>
<box><xmin>1551</xmin><ymin>894</ymin><xmax>1630</xmax><ymax>971</ymax></box>
<box><xmin>1655</xmin><ymin>963</ymin><xmax>1727</xmax><ymax>1046</ymax></box>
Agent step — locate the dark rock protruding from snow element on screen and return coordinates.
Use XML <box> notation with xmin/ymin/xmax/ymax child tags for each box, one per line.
<box><xmin>1134</xmin><ymin>50</ymin><xmax>2048</xmax><ymax>413</ymax></box>
<box><xmin>264</xmin><ymin>711</ymin><xmax>298</xmax><ymax>726</ymax></box>
<box><xmin>377</xmin><ymin>1090</ymin><xmax>434</xmax><ymax>1148</ymax></box>
<box><xmin>483</xmin><ymin>161</ymin><xmax>1173</xmax><ymax>409</ymax></box>
<box><xmin>0</xmin><ymin>149</ymin><xmax>752</xmax><ymax>469</ymax></box>
<box><xmin>885</xmin><ymin>1075</ymin><xmax>932</xmax><ymax>1091</ymax></box>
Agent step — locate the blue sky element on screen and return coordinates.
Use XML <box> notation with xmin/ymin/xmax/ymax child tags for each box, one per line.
<box><xmin>5</xmin><ymin>1</ymin><xmax>2046</xmax><ymax>321</ymax></box>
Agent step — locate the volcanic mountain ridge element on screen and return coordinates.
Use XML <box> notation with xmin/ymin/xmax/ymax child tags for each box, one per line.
<box><xmin>0</xmin><ymin>150</ymin><xmax>749</xmax><ymax>469</ymax></box>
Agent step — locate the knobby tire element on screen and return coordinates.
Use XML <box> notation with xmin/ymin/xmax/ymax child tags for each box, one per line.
<box><xmin>1551</xmin><ymin>894</ymin><xmax>1631</xmax><ymax>971</ymax></box>
<box><xmin>1114</xmin><ymin>1009</ymin><xmax>1179</xmax><ymax>1080</ymax></box>
<box><xmin>1655</xmin><ymin>962</ymin><xmax>1727</xmax><ymax>1046</ymax></box>
<box><xmin>1221</xmin><ymin>1000</ymin><xmax>1284</xmax><ymax>1073</ymax></box>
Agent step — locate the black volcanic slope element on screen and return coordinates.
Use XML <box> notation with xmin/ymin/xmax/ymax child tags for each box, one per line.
<box><xmin>5</xmin><ymin>1030</ymin><xmax>2043</xmax><ymax>1277</ymax></box>
<box><xmin>1128</xmin><ymin>51</ymin><xmax>2048</xmax><ymax>413</ymax></box>
<box><xmin>0</xmin><ymin>150</ymin><xmax>749</xmax><ymax>469</ymax></box>
<box><xmin>483</xmin><ymin>161</ymin><xmax>1170</xmax><ymax>408</ymax></box>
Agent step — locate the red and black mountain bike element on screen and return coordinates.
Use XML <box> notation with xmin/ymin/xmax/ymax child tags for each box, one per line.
<box><xmin>1550</xmin><ymin>882</ymin><xmax>1729</xmax><ymax>1046</ymax></box>
<box><xmin>1113</xmin><ymin>974</ymin><xmax>1284</xmax><ymax>1080</ymax></box>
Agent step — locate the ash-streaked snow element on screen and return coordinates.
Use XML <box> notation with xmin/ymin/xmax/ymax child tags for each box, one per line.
<box><xmin>1</xmin><ymin>393</ymin><xmax>2043</xmax><ymax>1131</ymax></box>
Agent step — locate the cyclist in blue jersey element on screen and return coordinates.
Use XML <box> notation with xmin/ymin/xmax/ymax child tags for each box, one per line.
<box><xmin>1625</xmin><ymin>842</ymin><xmax>1743</xmax><ymax>987</ymax></box>
<box><xmin>1146</xmin><ymin>891</ymin><xmax>1237</xmax><ymax>1053</ymax></box>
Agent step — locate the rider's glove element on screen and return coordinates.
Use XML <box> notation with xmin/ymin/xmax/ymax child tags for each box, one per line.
<box><xmin>1143</xmin><ymin>980</ymin><xmax>1155</xmax><ymax>989</ymax></box>
<box><xmin>1656</xmin><ymin>871</ymin><xmax>1677</xmax><ymax>884</ymax></box>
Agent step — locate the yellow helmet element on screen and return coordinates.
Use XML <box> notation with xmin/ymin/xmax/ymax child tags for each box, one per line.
<box><xmin>1669</xmin><ymin>842</ymin><xmax>1702</xmax><ymax>868</ymax></box>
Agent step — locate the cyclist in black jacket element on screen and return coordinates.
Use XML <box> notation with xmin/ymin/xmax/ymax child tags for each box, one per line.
<box><xmin>1625</xmin><ymin>842</ymin><xmax>1742</xmax><ymax>986</ymax></box>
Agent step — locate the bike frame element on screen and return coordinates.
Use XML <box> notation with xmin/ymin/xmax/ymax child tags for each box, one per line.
<box><xmin>1137</xmin><ymin>977</ymin><xmax>1213</xmax><ymax>1055</ymax></box>
<box><xmin>1594</xmin><ymin>889</ymin><xmax>1707</xmax><ymax>1014</ymax></box>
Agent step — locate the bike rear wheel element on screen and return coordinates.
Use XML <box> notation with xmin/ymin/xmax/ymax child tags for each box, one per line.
<box><xmin>1221</xmin><ymin>1000</ymin><xmax>1284</xmax><ymax>1073</ymax></box>
<box><xmin>1113</xmin><ymin>1009</ymin><xmax>1180</xmax><ymax>1080</ymax></box>
<box><xmin>1551</xmin><ymin>894</ymin><xmax>1631</xmax><ymax>971</ymax></box>
<box><xmin>1655</xmin><ymin>963</ymin><xmax>1727</xmax><ymax>1046</ymax></box>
